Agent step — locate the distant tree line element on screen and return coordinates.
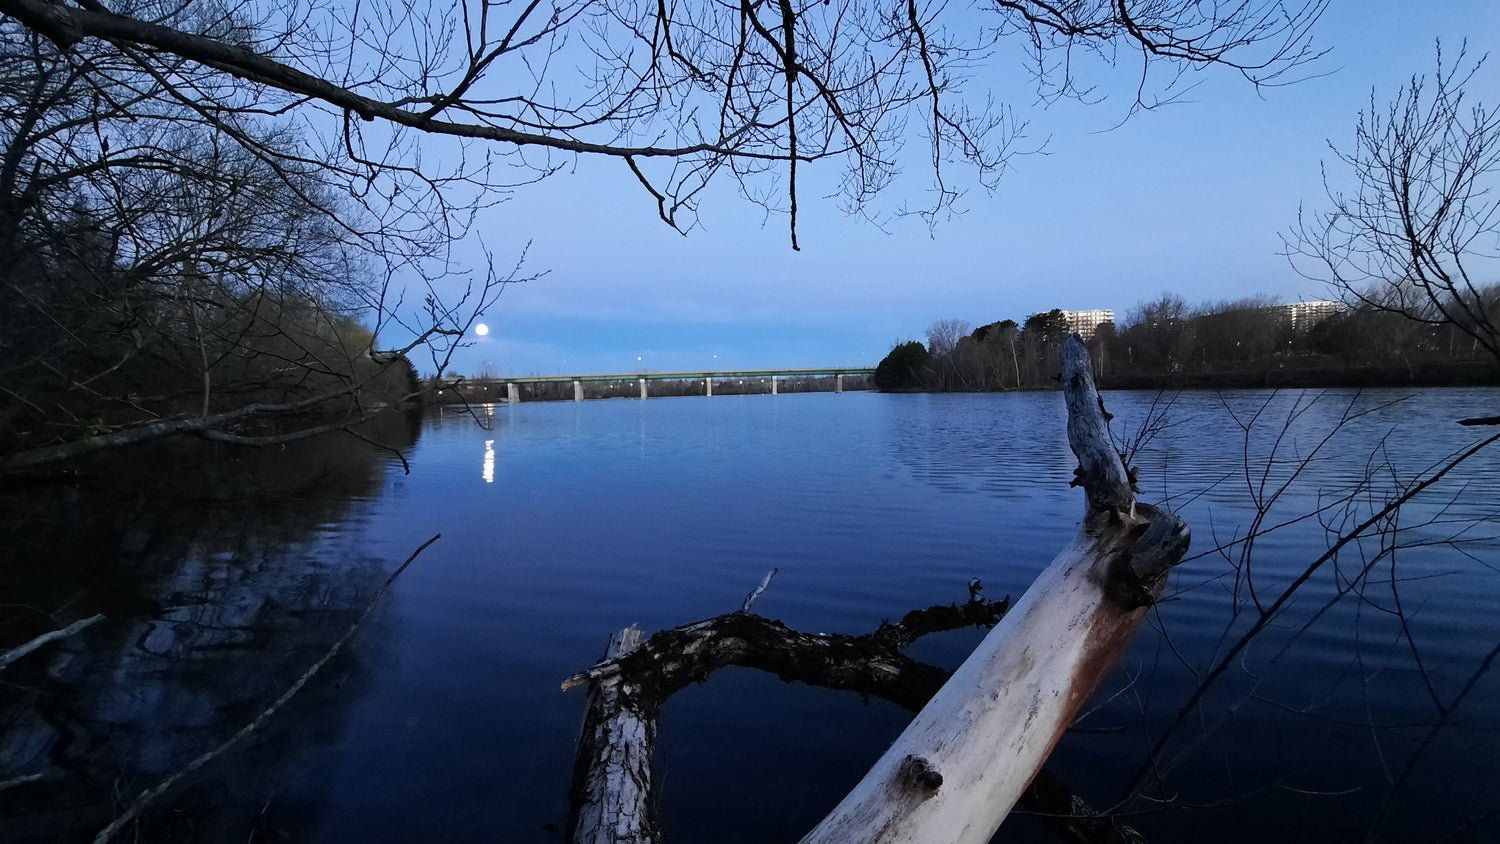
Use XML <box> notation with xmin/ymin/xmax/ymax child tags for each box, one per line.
<box><xmin>876</xmin><ymin>289</ymin><xmax>1500</xmax><ymax>392</ymax></box>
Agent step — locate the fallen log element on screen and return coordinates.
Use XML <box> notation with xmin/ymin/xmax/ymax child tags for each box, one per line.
<box><xmin>564</xmin><ymin>335</ymin><xmax>1184</xmax><ymax>844</ymax></box>
<box><xmin>800</xmin><ymin>335</ymin><xmax>1188</xmax><ymax>843</ymax></box>
<box><xmin>563</xmin><ymin>591</ymin><xmax>1012</xmax><ymax>844</ymax></box>
<box><xmin>562</xmin><ymin>593</ymin><xmax>1011</xmax><ymax>710</ymax></box>
<box><xmin>569</xmin><ymin>625</ymin><xmax>658</xmax><ymax>844</ymax></box>
<box><xmin>564</xmin><ymin>588</ymin><xmax>1147</xmax><ymax>843</ymax></box>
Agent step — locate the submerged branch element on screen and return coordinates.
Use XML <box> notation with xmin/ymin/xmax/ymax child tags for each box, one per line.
<box><xmin>91</xmin><ymin>534</ymin><xmax>441</xmax><ymax>844</ymax></box>
<box><xmin>0</xmin><ymin>613</ymin><xmax>105</xmax><ymax>671</ymax></box>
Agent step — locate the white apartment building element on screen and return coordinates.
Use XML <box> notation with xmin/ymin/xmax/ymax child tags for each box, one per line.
<box><xmin>1063</xmin><ymin>309</ymin><xmax>1116</xmax><ymax>339</ymax></box>
<box><xmin>1270</xmin><ymin>300</ymin><xmax>1343</xmax><ymax>332</ymax></box>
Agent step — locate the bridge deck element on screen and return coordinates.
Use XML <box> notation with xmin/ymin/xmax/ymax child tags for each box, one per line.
<box><xmin>466</xmin><ymin>368</ymin><xmax>875</xmax><ymax>384</ymax></box>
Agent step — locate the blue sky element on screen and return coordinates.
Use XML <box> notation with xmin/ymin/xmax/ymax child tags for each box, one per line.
<box><xmin>420</xmin><ymin>1</ymin><xmax>1500</xmax><ymax>377</ymax></box>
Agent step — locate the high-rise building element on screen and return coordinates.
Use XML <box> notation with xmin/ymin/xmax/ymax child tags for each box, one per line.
<box><xmin>1063</xmin><ymin>309</ymin><xmax>1116</xmax><ymax>339</ymax></box>
<box><xmin>1270</xmin><ymin>300</ymin><xmax>1343</xmax><ymax>332</ymax></box>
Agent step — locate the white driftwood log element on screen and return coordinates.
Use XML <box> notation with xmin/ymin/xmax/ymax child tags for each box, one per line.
<box><xmin>801</xmin><ymin>334</ymin><xmax>1188</xmax><ymax>843</ymax></box>
<box><xmin>570</xmin><ymin>625</ymin><xmax>659</xmax><ymax>844</ymax></box>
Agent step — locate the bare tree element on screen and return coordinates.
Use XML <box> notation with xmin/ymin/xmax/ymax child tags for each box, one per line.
<box><xmin>1287</xmin><ymin>42</ymin><xmax>1500</xmax><ymax>367</ymax></box>
<box><xmin>0</xmin><ymin>0</ymin><xmax>1331</xmax><ymax>466</ymax></box>
<box><xmin>925</xmin><ymin>317</ymin><xmax>971</xmax><ymax>357</ymax></box>
<box><xmin>1119</xmin><ymin>293</ymin><xmax>1195</xmax><ymax>373</ymax></box>
<box><xmin>0</xmin><ymin>17</ymin><xmax>516</xmax><ymax>471</ymax></box>
<box><xmin>0</xmin><ymin>0</ymin><xmax>1327</xmax><ymax>246</ymax></box>
<box><xmin>1191</xmin><ymin>294</ymin><xmax>1287</xmax><ymax>366</ymax></box>
<box><xmin>992</xmin><ymin>319</ymin><xmax>1023</xmax><ymax>388</ymax></box>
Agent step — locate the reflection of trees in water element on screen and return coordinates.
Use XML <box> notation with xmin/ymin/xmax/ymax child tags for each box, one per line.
<box><xmin>0</xmin><ymin>413</ymin><xmax>417</xmax><ymax>841</ymax></box>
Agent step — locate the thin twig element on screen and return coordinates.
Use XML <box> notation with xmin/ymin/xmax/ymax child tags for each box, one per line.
<box><xmin>342</xmin><ymin>426</ymin><xmax>412</xmax><ymax>475</ymax></box>
<box><xmin>741</xmin><ymin>567</ymin><xmax>779</xmax><ymax>613</ymax></box>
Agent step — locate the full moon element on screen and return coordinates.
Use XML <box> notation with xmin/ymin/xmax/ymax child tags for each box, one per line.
<box><xmin>474</xmin><ymin>323</ymin><xmax>489</xmax><ymax>336</ymax></box>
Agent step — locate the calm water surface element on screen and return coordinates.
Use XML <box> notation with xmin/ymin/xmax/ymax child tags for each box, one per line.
<box><xmin>2</xmin><ymin>389</ymin><xmax>1497</xmax><ymax>842</ymax></box>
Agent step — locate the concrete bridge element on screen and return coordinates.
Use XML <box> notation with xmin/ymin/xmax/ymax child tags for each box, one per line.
<box><xmin>451</xmin><ymin>367</ymin><xmax>877</xmax><ymax>402</ymax></box>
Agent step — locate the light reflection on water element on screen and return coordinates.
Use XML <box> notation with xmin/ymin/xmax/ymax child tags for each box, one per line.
<box><xmin>1</xmin><ymin>389</ymin><xmax>1497</xmax><ymax>843</ymax></box>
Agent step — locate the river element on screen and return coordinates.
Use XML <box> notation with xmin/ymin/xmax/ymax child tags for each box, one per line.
<box><xmin>2</xmin><ymin>388</ymin><xmax>1497</xmax><ymax>843</ymax></box>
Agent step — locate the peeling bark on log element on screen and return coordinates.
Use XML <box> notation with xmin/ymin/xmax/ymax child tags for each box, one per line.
<box><xmin>563</xmin><ymin>598</ymin><xmax>1010</xmax><ymax>711</ymax></box>
<box><xmin>1063</xmin><ymin>335</ymin><xmax>1136</xmax><ymax>519</ymax></box>
<box><xmin>563</xmin><ymin>595</ymin><xmax>1011</xmax><ymax>843</ymax></box>
<box><xmin>800</xmin><ymin>335</ymin><xmax>1188</xmax><ymax>844</ymax></box>
<box><xmin>569</xmin><ymin>625</ymin><xmax>660</xmax><ymax>844</ymax></box>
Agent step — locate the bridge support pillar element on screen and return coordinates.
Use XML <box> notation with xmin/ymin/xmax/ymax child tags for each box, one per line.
<box><xmin>639</xmin><ymin>378</ymin><xmax>648</xmax><ymax>399</ymax></box>
<box><xmin>705</xmin><ymin>377</ymin><xmax>713</xmax><ymax>397</ymax></box>
<box><xmin>770</xmin><ymin>375</ymin><xmax>778</xmax><ymax>395</ymax></box>
<box><xmin>574</xmin><ymin>380</ymin><xmax>584</xmax><ymax>402</ymax></box>
<box><xmin>507</xmin><ymin>382</ymin><xmax>519</xmax><ymax>403</ymax></box>
<box><xmin>836</xmin><ymin>374</ymin><xmax>844</xmax><ymax>393</ymax></box>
